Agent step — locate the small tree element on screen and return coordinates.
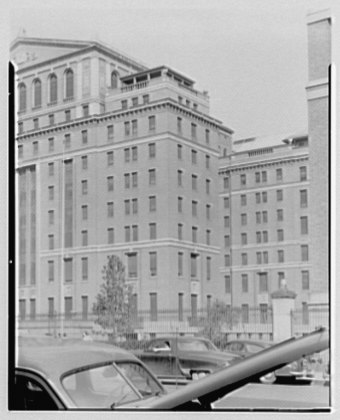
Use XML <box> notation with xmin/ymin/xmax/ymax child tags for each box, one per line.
<box><xmin>93</xmin><ymin>255</ymin><xmax>133</xmax><ymax>339</ymax></box>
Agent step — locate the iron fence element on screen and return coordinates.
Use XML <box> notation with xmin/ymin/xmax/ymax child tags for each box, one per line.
<box><xmin>291</xmin><ymin>304</ymin><xmax>329</xmax><ymax>336</ymax></box>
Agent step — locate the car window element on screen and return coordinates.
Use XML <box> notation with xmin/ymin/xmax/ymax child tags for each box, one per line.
<box><xmin>14</xmin><ymin>374</ymin><xmax>59</xmax><ymax>410</ymax></box>
<box><xmin>177</xmin><ymin>339</ymin><xmax>216</xmax><ymax>351</ymax></box>
<box><xmin>148</xmin><ymin>340</ymin><xmax>171</xmax><ymax>351</ymax></box>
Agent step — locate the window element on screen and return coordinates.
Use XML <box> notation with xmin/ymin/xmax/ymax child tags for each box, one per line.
<box><xmin>205</xmin><ymin>155</ymin><xmax>210</xmax><ymax>169</ymax></box>
<box><xmin>192</xmin><ymin>175</ymin><xmax>198</xmax><ymax>190</ymax></box>
<box><xmin>48</xmin><ymin>261</ymin><xmax>54</xmax><ymax>282</ymax></box>
<box><xmin>48</xmin><ymin>186</ymin><xmax>54</xmax><ymax>201</ymax></box>
<box><xmin>302</xmin><ymin>302</ymin><xmax>309</xmax><ymax>324</ymax></box>
<box><xmin>178</xmin><ymin>170</ymin><xmax>183</xmax><ymax>186</ymax></box>
<box><xmin>255</xmin><ymin>172</ymin><xmax>260</xmax><ymax>183</ymax></box>
<box><xmin>192</xmin><ymin>200</ymin><xmax>198</xmax><ymax>217</ymax></box>
<box><xmin>241</xmin><ymin>213</ymin><xmax>247</xmax><ymax>226</ymax></box>
<box><xmin>206</xmin><ymin>179</ymin><xmax>211</xmax><ymax>194</ymax></box>
<box><xmin>132</xmin><ymin>97</ymin><xmax>138</xmax><ymax>107</ymax></box>
<box><xmin>132</xmin><ymin>146</ymin><xmax>138</xmax><ymax>161</ymax></box>
<box><xmin>81</xmin><ymin>156</ymin><xmax>88</xmax><ymax>170</ymax></box>
<box><xmin>132</xmin><ymin>119</ymin><xmax>138</xmax><ymax>136</ymax></box>
<box><xmin>178</xmin><ymin>223</ymin><xmax>183</xmax><ymax>240</ymax></box>
<box><xmin>278</xmin><ymin>250</ymin><xmax>284</xmax><ymax>263</ymax></box>
<box><xmin>111</xmin><ymin>71</ymin><xmax>118</xmax><ymax>88</ymax></box>
<box><xmin>48</xmin><ymin>137</ymin><xmax>54</xmax><ymax>152</ymax></box>
<box><xmin>81</xmin><ymin>180</ymin><xmax>88</xmax><ymax>195</ymax></box>
<box><xmin>65</xmin><ymin>109</ymin><xmax>71</xmax><ymax>122</ymax></box>
<box><xmin>48</xmin><ymin>210</ymin><xmax>54</xmax><ymax>225</ymax></box>
<box><xmin>65</xmin><ymin>69</ymin><xmax>74</xmax><ymax>99</ymax></box>
<box><xmin>82</xmin><ymin>295</ymin><xmax>88</xmax><ymax>319</ymax></box>
<box><xmin>256</xmin><ymin>252</ymin><xmax>262</xmax><ymax>264</ymax></box>
<box><xmin>19</xmin><ymin>299</ymin><xmax>26</xmax><ymax>320</ymax></box>
<box><xmin>277</xmin><ymin>209</ymin><xmax>283</xmax><ymax>221</ymax></box>
<box><xmin>124</xmin><ymin>121</ymin><xmax>130</xmax><ymax>136</ymax></box>
<box><xmin>263</xmin><ymin>231</ymin><xmax>268</xmax><ymax>243</ymax></box>
<box><xmin>178</xmin><ymin>252</ymin><xmax>183</xmax><ymax>276</ymax></box>
<box><xmin>206</xmin><ymin>230</ymin><xmax>211</xmax><ymax>245</ymax></box>
<box><xmin>149</xmin><ymin>143</ymin><xmax>156</xmax><ymax>158</ymax></box>
<box><xmin>177</xmin><ymin>117</ymin><xmax>182</xmax><ymax>134</ymax></box>
<box><xmin>64</xmin><ymin>258</ymin><xmax>73</xmax><ymax>283</ymax></box>
<box><xmin>49</xmin><ymin>74</ymin><xmax>57</xmax><ymax>103</ymax></box>
<box><xmin>107</xmin><ymin>202</ymin><xmax>114</xmax><ymax>218</ymax></box>
<box><xmin>241</xmin><ymin>195</ymin><xmax>247</xmax><ymax>206</ymax></box>
<box><xmin>128</xmin><ymin>253</ymin><xmax>138</xmax><ymax>278</ymax></box>
<box><xmin>277</xmin><ymin>229</ymin><xmax>284</xmax><ymax>242</ymax></box>
<box><xmin>49</xmin><ymin>114</ymin><xmax>55</xmax><ymax>125</ymax></box>
<box><xmin>225</xmin><ymin>275</ymin><xmax>231</xmax><ymax>293</ymax></box>
<box><xmin>132</xmin><ymin>198</ymin><xmax>138</xmax><ymax>214</ymax></box>
<box><xmin>178</xmin><ymin>197</ymin><xmax>183</xmax><ymax>212</ymax></box>
<box><xmin>191</xmin><ymin>123</ymin><xmax>197</xmax><ymax>140</ymax></box>
<box><xmin>224</xmin><ymin>216</ymin><xmax>230</xmax><ymax>228</ymax></box>
<box><xmin>224</xmin><ymin>197</ymin><xmax>229</xmax><ymax>209</ymax></box>
<box><xmin>205</xmin><ymin>129</ymin><xmax>210</xmax><ymax>144</ymax></box>
<box><xmin>149</xmin><ymin>223</ymin><xmax>157</xmax><ymax>240</ymax></box>
<box><xmin>29</xmin><ymin>299</ymin><xmax>36</xmax><ymax>320</ymax></box>
<box><xmin>301</xmin><ymin>216</ymin><xmax>308</xmax><ymax>234</ymax></box>
<box><xmin>192</xmin><ymin>226</ymin><xmax>198</xmax><ymax>243</ymax></box>
<box><xmin>132</xmin><ymin>172</ymin><xmax>138</xmax><ymax>187</ymax></box>
<box><xmin>300</xmin><ymin>189</ymin><xmax>308</xmax><ymax>208</ymax></box>
<box><xmin>64</xmin><ymin>133</ymin><xmax>71</xmax><ymax>149</ymax></box>
<box><xmin>33</xmin><ymin>79</ymin><xmax>42</xmax><ymax>107</ymax></box>
<box><xmin>255</xmin><ymin>192</ymin><xmax>261</xmax><ymax>204</ymax></box>
<box><xmin>178</xmin><ymin>293</ymin><xmax>184</xmax><ymax>321</ymax></box>
<box><xmin>149</xmin><ymin>169</ymin><xmax>156</xmax><ymax>185</ymax></box>
<box><xmin>82</xmin><ymin>205</ymin><xmax>88</xmax><ymax>220</ymax></box>
<box><xmin>18</xmin><ymin>122</ymin><xmax>23</xmax><ymax>134</ymax></box>
<box><xmin>18</xmin><ymin>83</ymin><xmax>26</xmax><ymax>111</ymax></box>
<box><xmin>82</xmin><ymin>258</ymin><xmax>88</xmax><ymax>281</ymax></box>
<box><xmin>262</xmin><ymin>171</ymin><xmax>267</xmax><ymax>183</ymax></box>
<box><xmin>48</xmin><ymin>162</ymin><xmax>54</xmax><ymax>177</ymax></box>
<box><xmin>224</xmin><ymin>254</ymin><xmax>230</xmax><ymax>267</ymax></box>
<box><xmin>149</xmin><ymin>196</ymin><xmax>156</xmax><ymax>212</ymax></box>
<box><xmin>256</xmin><ymin>212</ymin><xmax>261</xmax><ymax>224</ymax></box>
<box><xmin>33</xmin><ymin>119</ymin><xmax>39</xmax><ymax>130</ymax></box>
<box><xmin>240</xmin><ymin>174</ymin><xmax>246</xmax><ymax>186</ymax></box>
<box><xmin>223</xmin><ymin>177</ymin><xmax>229</xmax><ymax>190</ymax></box>
<box><xmin>256</xmin><ymin>231</ymin><xmax>261</xmax><ymax>244</ymax></box>
<box><xmin>190</xmin><ymin>253</ymin><xmax>198</xmax><ymax>278</ymax></box>
<box><xmin>263</xmin><ymin>251</ymin><xmax>268</xmax><ymax>264</ymax></box>
<box><xmin>81</xmin><ymin>230</ymin><xmax>88</xmax><ymax>246</ymax></box>
<box><xmin>124</xmin><ymin>173</ymin><xmax>130</xmax><ymax>189</ymax></box>
<box><xmin>242</xmin><ymin>274</ymin><xmax>248</xmax><ymax>293</ymax></box>
<box><xmin>48</xmin><ymin>234</ymin><xmax>54</xmax><ymax>250</ymax></box>
<box><xmin>206</xmin><ymin>257</ymin><xmax>211</xmax><ymax>280</ymax></box>
<box><xmin>124</xmin><ymin>148</ymin><xmax>130</xmax><ymax>162</ymax></box>
<box><xmin>262</xmin><ymin>211</ymin><xmax>268</xmax><ymax>223</ymax></box>
<box><xmin>278</xmin><ymin>272</ymin><xmax>285</xmax><ymax>288</ymax></box>
<box><xmin>132</xmin><ymin>225</ymin><xmax>138</xmax><ymax>241</ymax></box>
<box><xmin>206</xmin><ymin>204</ymin><xmax>211</xmax><ymax>220</ymax></box>
<box><xmin>276</xmin><ymin>168</ymin><xmax>283</xmax><ymax>181</ymax></box>
<box><xmin>107</xmin><ymin>176</ymin><xmax>114</xmax><ymax>191</ymax></box>
<box><xmin>241</xmin><ymin>253</ymin><xmax>248</xmax><ymax>266</ymax></box>
<box><xmin>242</xmin><ymin>304</ymin><xmax>249</xmax><ymax>323</ymax></box>
<box><xmin>190</xmin><ymin>150</ymin><xmax>197</xmax><ymax>165</ymax></box>
<box><xmin>149</xmin><ymin>115</ymin><xmax>156</xmax><ymax>132</ymax></box>
<box><xmin>107</xmin><ymin>125</ymin><xmax>114</xmax><ymax>141</ymax></box>
<box><xmin>277</xmin><ymin>189</ymin><xmax>283</xmax><ymax>201</ymax></box>
<box><xmin>241</xmin><ymin>233</ymin><xmax>247</xmax><ymax>245</ymax></box>
<box><xmin>150</xmin><ymin>252</ymin><xmax>157</xmax><ymax>276</ymax></box>
<box><xmin>122</xmin><ymin>100</ymin><xmax>128</xmax><ymax>109</ymax></box>
<box><xmin>262</xmin><ymin>192</ymin><xmax>267</xmax><ymax>203</ymax></box>
<box><xmin>302</xmin><ymin>271</ymin><xmax>310</xmax><ymax>290</ymax></box>
<box><xmin>81</xmin><ymin>130</ymin><xmax>88</xmax><ymax>145</ymax></box>
<box><xmin>143</xmin><ymin>94</ymin><xmax>149</xmax><ymax>104</ymax></box>
<box><xmin>186</xmin><ymin>99</ymin><xmax>191</xmax><ymax>107</ymax></box>
<box><xmin>18</xmin><ymin>145</ymin><xmax>23</xmax><ymax>158</ymax></box>
<box><xmin>300</xmin><ymin>166</ymin><xmax>307</xmax><ymax>181</ymax></box>
<box><xmin>125</xmin><ymin>226</ymin><xmax>131</xmax><ymax>242</ymax></box>
<box><xmin>150</xmin><ymin>293</ymin><xmax>157</xmax><ymax>321</ymax></box>
<box><xmin>301</xmin><ymin>245</ymin><xmax>309</xmax><ymax>261</ymax></box>
<box><xmin>124</xmin><ymin>200</ymin><xmax>130</xmax><ymax>215</ymax></box>
<box><xmin>177</xmin><ymin>144</ymin><xmax>182</xmax><ymax>159</ymax></box>
<box><xmin>48</xmin><ymin>297</ymin><xmax>54</xmax><ymax>317</ymax></box>
<box><xmin>260</xmin><ymin>304</ymin><xmax>268</xmax><ymax>323</ymax></box>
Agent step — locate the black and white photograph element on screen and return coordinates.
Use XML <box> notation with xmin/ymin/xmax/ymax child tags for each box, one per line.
<box><xmin>5</xmin><ymin>0</ymin><xmax>338</xmax><ymax>415</ymax></box>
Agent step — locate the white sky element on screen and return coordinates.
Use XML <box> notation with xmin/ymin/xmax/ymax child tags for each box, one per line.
<box><xmin>8</xmin><ymin>0</ymin><xmax>330</xmax><ymax>139</ymax></box>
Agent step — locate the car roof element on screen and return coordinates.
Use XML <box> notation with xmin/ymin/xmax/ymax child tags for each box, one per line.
<box><xmin>226</xmin><ymin>339</ymin><xmax>272</xmax><ymax>346</ymax></box>
<box><xmin>17</xmin><ymin>337</ymin><xmax>139</xmax><ymax>380</ymax></box>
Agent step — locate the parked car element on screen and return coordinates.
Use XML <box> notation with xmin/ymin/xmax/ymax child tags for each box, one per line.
<box><xmin>11</xmin><ymin>328</ymin><xmax>329</xmax><ymax>410</ymax></box>
<box><xmin>133</xmin><ymin>336</ymin><xmax>241</xmax><ymax>383</ymax></box>
<box><xmin>222</xmin><ymin>339</ymin><xmax>322</xmax><ymax>384</ymax></box>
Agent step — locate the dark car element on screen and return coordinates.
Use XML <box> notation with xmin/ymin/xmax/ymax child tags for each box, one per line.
<box><xmin>222</xmin><ymin>339</ymin><xmax>321</xmax><ymax>384</ymax></box>
<box><xmin>134</xmin><ymin>336</ymin><xmax>243</xmax><ymax>384</ymax></box>
<box><xmin>11</xmin><ymin>328</ymin><xmax>329</xmax><ymax>410</ymax></box>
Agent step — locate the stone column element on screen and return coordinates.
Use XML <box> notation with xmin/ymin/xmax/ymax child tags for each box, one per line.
<box><xmin>271</xmin><ymin>280</ymin><xmax>297</xmax><ymax>342</ymax></box>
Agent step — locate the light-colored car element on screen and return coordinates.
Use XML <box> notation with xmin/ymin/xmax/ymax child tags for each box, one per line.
<box><xmin>11</xmin><ymin>328</ymin><xmax>329</xmax><ymax>410</ymax></box>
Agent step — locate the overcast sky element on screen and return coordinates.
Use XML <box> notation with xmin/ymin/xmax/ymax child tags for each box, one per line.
<box><xmin>9</xmin><ymin>0</ymin><xmax>329</xmax><ymax>139</ymax></box>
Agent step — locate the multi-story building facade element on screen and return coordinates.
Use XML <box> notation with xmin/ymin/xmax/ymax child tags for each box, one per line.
<box><xmin>11</xmin><ymin>37</ymin><xmax>233</xmax><ymax>319</ymax></box>
<box><xmin>219</xmin><ymin>133</ymin><xmax>310</xmax><ymax>310</ymax></box>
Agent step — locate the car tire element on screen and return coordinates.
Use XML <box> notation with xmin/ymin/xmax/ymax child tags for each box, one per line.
<box><xmin>259</xmin><ymin>372</ymin><xmax>276</xmax><ymax>384</ymax></box>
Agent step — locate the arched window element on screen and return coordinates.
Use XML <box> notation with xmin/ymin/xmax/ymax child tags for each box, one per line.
<box><xmin>111</xmin><ymin>71</ymin><xmax>119</xmax><ymax>89</ymax></box>
<box><xmin>49</xmin><ymin>74</ymin><xmax>58</xmax><ymax>103</ymax></box>
<box><xmin>33</xmin><ymin>79</ymin><xmax>42</xmax><ymax>108</ymax></box>
<box><xmin>65</xmin><ymin>69</ymin><xmax>74</xmax><ymax>99</ymax></box>
<box><xmin>18</xmin><ymin>83</ymin><xmax>26</xmax><ymax>111</ymax></box>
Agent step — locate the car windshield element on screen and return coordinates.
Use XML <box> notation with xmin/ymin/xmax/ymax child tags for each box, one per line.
<box><xmin>247</xmin><ymin>343</ymin><xmax>268</xmax><ymax>353</ymax></box>
<box><xmin>62</xmin><ymin>361</ymin><xmax>163</xmax><ymax>409</ymax></box>
<box><xmin>177</xmin><ymin>339</ymin><xmax>217</xmax><ymax>351</ymax></box>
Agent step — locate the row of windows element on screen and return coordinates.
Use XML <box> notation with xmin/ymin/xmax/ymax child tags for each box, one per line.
<box><xmin>47</xmin><ymin>224</ymin><xmax>213</xmax><ymax>248</ymax></box>
<box><xmin>224</xmin><ymin>245</ymin><xmax>309</xmax><ymax>266</ymax></box>
<box><xmin>238</xmin><ymin>166</ymin><xmax>308</xmax><ymax>187</ymax></box>
<box><xmin>224</xmin><ymin>271</ymin><xmax>310</xmax><ymax>294</ymax></box>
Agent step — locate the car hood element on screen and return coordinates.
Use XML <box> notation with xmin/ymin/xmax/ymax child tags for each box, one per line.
<box><xmin>122</xmin><ymin>328</ymin><xmax>329</xmax><ymax>410</ymax></box>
